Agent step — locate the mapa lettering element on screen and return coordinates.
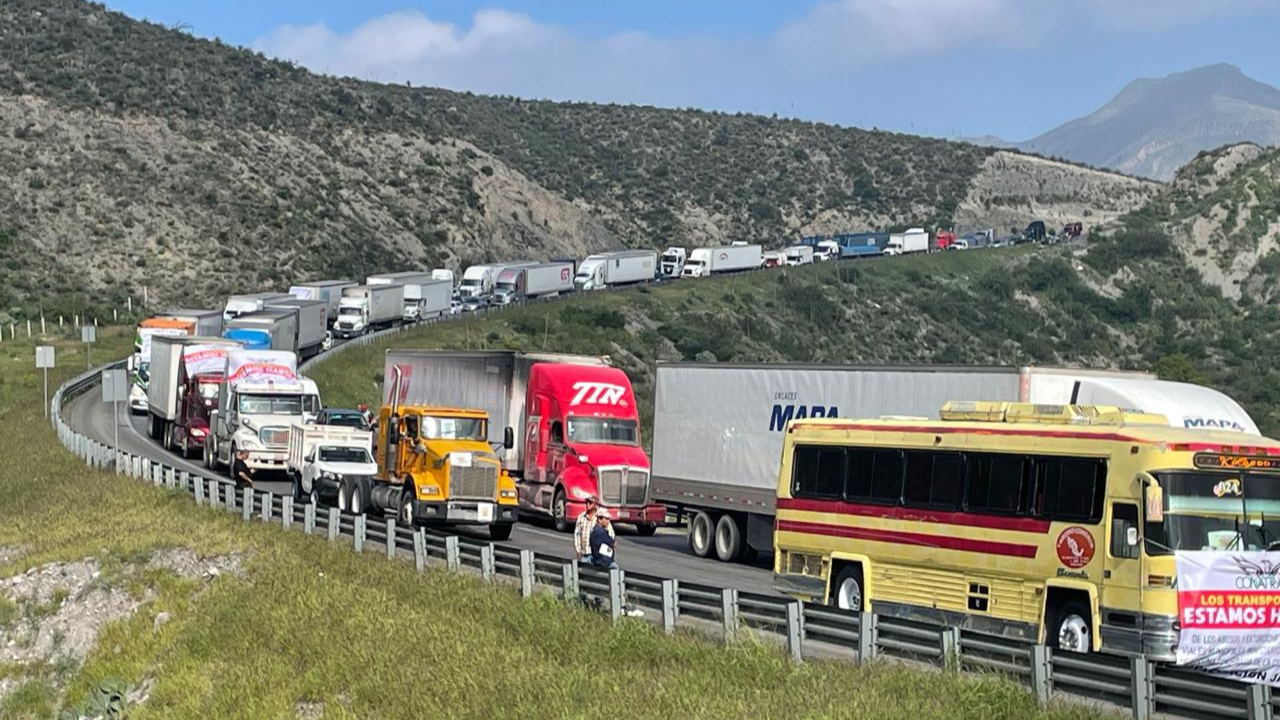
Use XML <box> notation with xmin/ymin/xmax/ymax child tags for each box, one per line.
<box><xmin>770</xmin><ymin>404</ymin><xmax>838</xmax><ymax>432</ymax></box>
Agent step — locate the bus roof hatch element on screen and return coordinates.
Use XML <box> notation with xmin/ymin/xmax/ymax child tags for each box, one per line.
<box><xmin>940</xmin><ymin>401</ymin><xmax>1168</xmax><ymax>427</ymax></box>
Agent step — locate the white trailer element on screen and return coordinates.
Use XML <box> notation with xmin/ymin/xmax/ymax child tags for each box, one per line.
<box><xmin>334</xmin><ymin>285</ymin><xmax>403</xmax><ymax>338</ymax></box>
<box><xmin>266</xmin><ymin>298</ymin><xmax>328</xmax><ymax>358</ymax></box>
<box><xmin>885</xmin><ymin>228</ymin><xmax>929</xmax><ymax>256</ymax></box>
<box><xmin>649</xmin><ymin>362</ymin><xmax>1257</xmax><ymax>563</ymax></box>
<box><xmin>783</xmin><ymin>246</ymin><xmax>814</xmax><ymax>266</ymax></box>
<box><xmin>574</xmin><ymin>250</ymin><xmax>657</xmax><ymax>291</ymax></box>
<box><xmin>286</xmin><ymin>424</ymin><xmax>377</xmax><ymax>505</ymax></box>
<box><xmin>523</xmin><ymin>261</ymin><xmax>575</xmax><ymax>298</ymax></box>
<box><xmin>681</xmin><ymin>244</ymin><xmax>763</xmax><ymax>277</ymax></box>
<box><xmin>223</xmin><ymin>292</ymin><xmax>293</xmax><ymax>322</ymax></box>
<box><xmin>367</xmin><ymin>272</ymin><xmax>440</xmax><ymax>322</ymax></box>
<box><xmin>146</xmin><ymin>336</ymin><xmax>240</xmax><ymax>444</ymax></box>
<box><xmin>287</xmin><ymin>280</ymin><xmax>355</xmax><ymax>326</ymax></box>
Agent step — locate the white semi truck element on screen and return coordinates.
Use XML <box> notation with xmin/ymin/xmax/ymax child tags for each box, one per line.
<box><xmin>206</xmin><ymin>350</ymin><xmax>321</xmax><ymax>484</ymax></box>
<box><xmin>366</xmin><ymin>272</ymin><xmax>449</xmax><ymax>323</ymax></box>
<box><xmin>574</xmin><ymin>250</ymin><xmax>657</xmax><ymax>290</ymax></box>
<box><xmin>650</xmin><ymin>362</ymin><xmax>1259</xmax><ymax>563</ymax></box>
<box><xmin>286</xmin><ymin>424</ymin><xmax>378</xmax><ymax>506</ymax></box>
<box><xmin>885</xmin><ymin>228</ymin><xmax>930</xmax><ymax>256</ymax></box>
<box><xmin>334</xmin><ymin>284</ymin><xmax>404</xmax><ymax>338</ymax></box>
<box><xmin>660</xmin><ymin>247</ymin><xmax>687</xmax><ymax>277</ymax></box>
<box><xmin>681</xmin><ymin>244</ymin><xmax>763</xmax><ymax>278</ymax></box>
<box><xmin>287</xmin><ymin>280</ymin><xmax>354</xmax><ymax>327</ymax></box>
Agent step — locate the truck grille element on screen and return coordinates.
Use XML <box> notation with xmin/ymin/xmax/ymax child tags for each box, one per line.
<box><xmin>259</xmin><ymin>426</ymin><xmax>290</xmax><ymax>448</ymax></box>
<box><xmin>450</xmin><ymin>463</ymin><xmax>498</xmax><ymax>500</ymax></box>
<box><xmin>597</xmin><ymin>468</ymin><xmax>649</xmax><ymax>506</ymax></box>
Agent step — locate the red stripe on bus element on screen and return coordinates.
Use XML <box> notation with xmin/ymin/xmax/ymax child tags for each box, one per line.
<box><xmin>776</xmin><ymin>497</ymin><xmax>1051</xmax><ymax>533</ymax></box>
<box><xmin>776</xmin><ymin>519</ymin><xmax>1039</xmax><ymax>559</ymax></box>
<box><xmin>792</xmin><ymin>422</ymin><xmax>1146</xmax><ymax>443</ymax></box>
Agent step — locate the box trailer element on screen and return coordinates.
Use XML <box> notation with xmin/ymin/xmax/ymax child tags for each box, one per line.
<box><xmin>335</xmin><ymin>284</ymin><xmax>403</xmax><ymax>338</ymax></box>
<box><xmin>523</xmin><ymin>261</ymin><xmax>575</xmax><ymax>298</ymax></box>
<box><xmin>287</xmin><ymin>280</ymin><xmax>354</xmax><ymax>326</ymax></box>
<box><xmin>367</xmin><ymin>272</ymin><xmax>444</xmax><ymax>322</ymax></box>
<box><xmin>155</xmin><ymin>308</ymin><xmax>223</xmax><ymax>338</ymax></box>
<box><xmin>383</xmin><ymin>350</ymin><xmax>665</xmax><ymax>530</ymax></box>
<box><xmin>649</xmin><ymin>363</ymin><xmax>1256</xmax><ymax>563</ymax></box>
<box><xmin>223</xmin><ymin>309</ymin><xmax>300</xmax><ymax>354</ymax></box>
<box><xmin>223</xmin><ymin>292</ymin><xmax>293</xmax><ymax>322</ymax></box>
<box><xmin>574</xmin><ymin>250</ymin><xmax>657</xmax><ymax>290</ymax></box>
<box><xmin>681</xmin><ymin>244</ymin><xmax>763</xmax><ymax>277</ymax></box>
<box><xmin>266</xmin><ymin>298</ymin><xmax>328</xmax><ymax>358</ymax></box>
<box><xmin>885</xmin><ymin>228</ymin><xmax>929</xmax><ymax>256</ymax></box>
<box><xmin>146</xmin><ymin>336</ymin><xmax>241</xmax><ymax>453</ymax></box>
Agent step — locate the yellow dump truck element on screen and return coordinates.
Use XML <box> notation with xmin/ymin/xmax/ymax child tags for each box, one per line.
<box><xmin>371</xmin><ymin>401</ymin><xmax>518</xmax><ymax>541</ymax></box>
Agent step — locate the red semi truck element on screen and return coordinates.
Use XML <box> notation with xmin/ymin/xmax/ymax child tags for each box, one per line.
<box><xmin>382</xmin><ymin>350</ymin><xmax>666</xmax><ymax>534</ymax></box>
<box><xmin>147</xmin><ymin>336</ymin><xmax>241</xmax><ymax>459</ymax></box>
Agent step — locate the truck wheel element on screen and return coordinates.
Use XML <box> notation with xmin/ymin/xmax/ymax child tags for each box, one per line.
<box><xmin>399</xmin><ymin>486</ymin><xmax>416</xmax><ymax>526</ymax></box>
<box><xmin>337</xmin><ymin>477</ymin><xmax>351</xmax><ymax>514</ymax></box>
<box><xmin>688</xmin><ymin>511</ymin><xmax>714</xmax><ymax>558</ymax></box>
<box><xmin>552</xmin><ymin>489</ymin><xmax>571</xmax><ymax>533</ymax></box>
<box><xmin>350</xmin><ymin>477</ymin><xmax>369</xmax><ymax>516</ymax></box>
<box><xmin>203</xmin><ymin>440</ymin><xmax>214</xmax><ymax>470</ymax></box>
<box><xmin>829</xmin><ymin>565</ymin><xmax>864</xmax><ymax>611</ymax></box>
<box><xmin>714</xmin><ymin>514</ymin><xmax>744</xmax><ymax>563</ymax></box>
<box><xmin>634</xmin><ymin>523</ymin><xmax>658</xmax><ymax>537</ymax></box>
<box><xmin>489</xmin><ymin>522</ymin><xmax>514</xmax><ymax>541</ymax></box>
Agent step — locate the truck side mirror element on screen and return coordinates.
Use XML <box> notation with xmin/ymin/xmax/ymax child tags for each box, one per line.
<box><xmin>503</xmin><ymin>426</ymin><xmax>514</xmax><ymax>450</ymax></box>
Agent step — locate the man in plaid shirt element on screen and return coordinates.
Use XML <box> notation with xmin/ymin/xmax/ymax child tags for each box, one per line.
<box><xmin>574</xmin><ymin>495</ymin><xmax>613</xmax><ymax>562</ymax></box>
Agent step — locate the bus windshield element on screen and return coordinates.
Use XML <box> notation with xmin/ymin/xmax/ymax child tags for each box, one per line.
<box><xmin>420</xmin><ymin>416</ymin><xmax>486</xmax><ymax>441</ymax></box>
<box><xmin>1147</xmin><ymin>472</ymin><xmax>1280</xmax><ymax>554</ymax></box>
<box><xmin>567</xmin><ymin>418</ymin><xmax>638</xmax><ymax>446</ymax></box>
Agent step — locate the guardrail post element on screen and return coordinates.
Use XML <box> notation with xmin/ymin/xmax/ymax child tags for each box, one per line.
<box><xmin>303</xmin><ymin>503</ymin><xmax>315</xmax><ymax>535</ymax></box>
<box><xmin>661</xmin><ymin>579</ymin><xmax>678</xmax><ymax>635</ymax></box>
<box><xmin>241</xmin><ymin>488</ymin><xmax>253</xmax><ymax>521</ymax></box>
<box><xmin>608</xmin><ymin>567</ymin><xmax>625</xmax><ymax>624</ymax></box>
<box><xmin>327</xmin><ymin>507</ymin><xmax>339</xmax><ymax>541</ymax></box>
<box><xmin>785</xmin><ymin>601</ymin><xmax>804</xmax><ymax>663</ymax></box>
<box><xmin>561</xmin><ymin>562</ymin><xmax>578</xmax><ymax>600</ymax></box>
<box><xmin>385</xmin><ymin>518</ymin><xmax>396</xmax><ymax>559</ymax></box>
<box><xmin>1030</xmin><ymin>645</ymin><xmax>1052</xmax><ymax>706</ymax></box>
<box><xmin>258</xmin><ymin>492</ymin><xmax>270</xmax><ymax>522</ymax></box>
<box><xmin>209</xmin><ymin>479</ymin><xmax>220</xmax><ymax>508</ymax></box>
<box><xmin>414</xmin><ymin>530</ymin><xmax>426</xmax><ymax>571</ymax></box>
<box><xmin>519</xmin><ymin>550</ymin><xmax>534</xmax><ymax>597</ymax></box>
<box><xmin>445</xmin><ymin>536</ymin><xmax>460</xmax><ymax>571</ymax></box>
<box><xmin>226</xmin><ymin>483</ymin><xmax>237</xmax><ymax>512</ymax></box>
<box><xmin>282</xmin><ymin>496</ymin><xmax>293</xmax><ymax>530</ymax></box>
<box><xmin>194</xmin><ymin>477</ymin><xmax>205</xmax><ymax>506</ymax></box>
<box><xmin>721</xmin><ymin>588</ymin><xmax>740</xmax><ymax>644</ymax></box>
<box><xmin>1247</xmin><ymin>683</ymin><xmax>1272</xmax><ymax>720</ymax></box>
<box><xmin>941</xmin><ymin>626</ymin><xmax>962</xmax><ymax>671</ymax></box>
<box><xmin>353</xmin><ymin>515</ymin><xmax>365</xmax><ymax>553</ymax></box>
<box><xmin>481</xmin><ymin>544</ymin><xmax>495</xmax><ymax>582</ymax></box>
<box><xmin>857</xmin><ymin>612</ymin><xmax>878</xmax><ymax>663</ymax></box>
<box><xmin>1130</xmin><ymin>656</ymin><xmax>1153</xmax><ymax>720</ymax></box>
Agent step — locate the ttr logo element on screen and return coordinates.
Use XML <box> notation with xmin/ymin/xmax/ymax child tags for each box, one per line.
<box><xmin>570</xmin><ymin>382</ymin><xmax>626</xmax><ymax>406</ymax></box>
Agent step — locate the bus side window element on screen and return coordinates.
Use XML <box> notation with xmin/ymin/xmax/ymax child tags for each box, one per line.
<box><xmin>791</xmin><ymin>445</ymin><xmax>846</xmax><ymax>499</ymax></box>
<box><xmin>1031</xmin><ymin>457</ymin><xmax>1107</xmax><ymax>522</ymax></box>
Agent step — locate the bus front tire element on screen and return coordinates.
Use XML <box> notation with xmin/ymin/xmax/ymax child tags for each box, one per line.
<box><xmin>1049</xmin><ymin>599</ymin><xmax>1092</xmax><ymax>654</ymax></box>
<box><xmin>688</xmin><ymin>511</ymin><xmax>714</xmax><ymax>558</ymax></box>
<box><xmin>829</xmin><ymin>565</ymin><xmax>864</xmax><ymax>612</ymax></box>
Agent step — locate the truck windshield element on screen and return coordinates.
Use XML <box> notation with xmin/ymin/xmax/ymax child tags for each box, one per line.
<box><xmin>338</xmin><ymin>307</ymin><xmax>361</xmax><ymax>317</ymax></box>
<box><xmin>1146</xmin><ymin>472</ymin><xmax>1280</xmax><ymax>554</ymax></box>
<box><xmin>319</xmin><ymin>447</ymin><xmax>372</xmax><ymax>464</ymax></box>
<box><xmin>420</xmin><ymin>416</ymin><xmax>487</xmax><ymax>441</ymax></box>
<box><xmin>237</xmin><ymin>394</ymin><xmax>303</xmax><ymax>415</ymax></box>
<box><xmin>567</xmin><ymin>418</ymin><xmax>638</xmax><ymax>446</ymax></box>
<box><xmin>197</xmin><ymin>382</ymin><xmax>219</xmax><ymax>401</ymax></box>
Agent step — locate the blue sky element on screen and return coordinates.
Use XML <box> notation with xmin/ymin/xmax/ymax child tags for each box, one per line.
<box><xmin>103</xmin><ymin>1</ymin><xmax>1280</xmax><ymax>141</ymax></box>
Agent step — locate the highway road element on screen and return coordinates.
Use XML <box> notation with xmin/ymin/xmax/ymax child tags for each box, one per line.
<box><xmin>63</xmin><ymin>389</ymin><xmax>779</xmax><ymax>595</ymax></box>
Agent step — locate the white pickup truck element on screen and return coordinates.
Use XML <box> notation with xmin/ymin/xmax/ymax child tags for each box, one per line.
<box><xmin>286</xmin><ymin>424</ymin><xmax>378</xmax><ymax>509</ymax></box>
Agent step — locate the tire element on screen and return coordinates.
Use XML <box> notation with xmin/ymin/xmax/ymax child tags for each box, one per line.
<box><xmin>1049</xmin><ymin>600</ymin><xmax>1092</xmax><ymax>654</ymax></box>
<box><xmin>337</xmin><ymin>477</ymin><xmax>352</xmax><ymax>514</ymax></box>
<box><xmin>714</xmin><ymin>514</ymin><xmax>744</xmax><ymax>563</ymax></box>
<box><xmin>350</xmin><ymin>477</ymin><xmax>369</xmax><ymax>516</ymax></box>
<box><xmin>399</xmin><ymin>485</ymin><xmax>416</xmax><ymax>526</ymax></box>
<box><xmin>829</xmin><ymin>565</ymin><xmax>864</xmax><ymax>612</ymax></box>
<box><xmin>489</xmin><ymin>522</ymin><xmax>514</xmax><ymax>541</ymax></box>
<box><xmin>634</xmin><ymin>523</ymin><xmax>658</xmax><ymax>537</ymax></box>
<box><xmin>688</xmin><ymin>511</ymin><xmax>714</xmax><ymax>558</ymax></box>
<box><xmin>203</xmin><ymin>440</ymin><xmax>213</xmax><ymax>470</ymax></box>
<box><xmin>552</xmin><ymin>489</ymin><xmax>571</xmax><ymax>533</ymax></box>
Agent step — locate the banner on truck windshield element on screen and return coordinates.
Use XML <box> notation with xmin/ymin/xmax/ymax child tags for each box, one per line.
<box><xmin>226</xmin><ymin>351</ymin><xmax>298</xmax><ymax>386</ymax></box>
<box><xmin>182</xmin><ymin>345</ymin><xmax>231</xmax><ymax>377</ymax></box>
<box><xmin>1176</xmin><ymin>551</ymin><xmax>1280</xmax><ymax>685</ymax></box>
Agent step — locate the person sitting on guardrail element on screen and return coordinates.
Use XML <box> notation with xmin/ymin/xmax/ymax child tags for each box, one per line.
<box><xmin>574</xmin><ymin>495</ymin><xmax>612</xmax><ymax>563</ymax></box>
<box><xmin>589</xmin><ymin>510</ymin><xmax>618</xmax><ymax>570</ymax></box>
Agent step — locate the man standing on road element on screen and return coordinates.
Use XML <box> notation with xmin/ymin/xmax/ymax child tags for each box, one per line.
<box><xmin>574</xmin><ymin>495</ymin><xmax>612</xmax><ymax>563</ymax></box>
<box><xmin>590</xmin><ymin>510</ymin><xmax>618</xmax><ymax>569</ymax></box>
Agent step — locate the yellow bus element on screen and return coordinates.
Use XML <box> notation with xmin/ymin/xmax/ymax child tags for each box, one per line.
<box><xmin>772</xmin><ymin>402</ymin><xmax>1280</xmax><ymax>659</ymax></box>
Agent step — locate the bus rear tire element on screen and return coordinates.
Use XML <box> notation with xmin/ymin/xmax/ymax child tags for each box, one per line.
<box><xmin>829</xmin><ymin>565</ymin><xmax>864</xmax><ymax>612</ymax></box>
<box><xmin>1049</xmin><ymin>598</ymin><xmax>1092</xmax><ymax>654</ymax></box>
<box><xmin>689</xmin><ymin>511</ymin><xmax>714</xmax><ymax>558</ymax></box>
<box><xmin>714</xmin><ymin>514</ymin><xmax>743</xmax><ymax>562</ymax></box>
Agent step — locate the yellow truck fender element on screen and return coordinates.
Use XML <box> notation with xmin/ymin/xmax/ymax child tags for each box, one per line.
<box><xmin>827</xmin><ymin>552</ymin><xmax>875</xmax><ymax>612</ymax></box>
<box><xmin>1040</xmin><ymin>579</ymin><xmax>1101</xmax><ymax>651</ymax></box>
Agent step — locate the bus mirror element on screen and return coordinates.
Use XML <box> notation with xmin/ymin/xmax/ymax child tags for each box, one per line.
<box><xmin>1140</xmin><ymin>473</ymin><xmax>1164</xmax><ymax>523</ymax></box>
<box><xmin>1126</xmin><ymin>526</ymin><xmax>1139</xmax><ymax>547</ymax></box>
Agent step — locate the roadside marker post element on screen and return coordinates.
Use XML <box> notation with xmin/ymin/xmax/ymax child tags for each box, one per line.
<box><xmin>81</xmin><ymin>325</ymin><xmax>96</xmax><ymax>369</ymax></box>
<box><xmin>35</xmin><ymin>346</ymin><xmax>55</xmax><ymax>419</ymax></box>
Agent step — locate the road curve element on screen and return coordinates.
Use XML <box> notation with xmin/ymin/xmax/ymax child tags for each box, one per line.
<box><xmin>62</xmin><ymin>389</ymin><xmax>778</xmax><ymax>595</ymax></box>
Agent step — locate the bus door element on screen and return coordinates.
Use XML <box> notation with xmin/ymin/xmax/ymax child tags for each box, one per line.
<box><xmin>1101</xmin><ymin>501</ymin><xmax>1142</xmax><ymax>653</ymax></box>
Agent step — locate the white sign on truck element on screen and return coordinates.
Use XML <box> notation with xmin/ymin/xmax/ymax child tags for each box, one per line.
<box><xmin>650</xmin><ymin>362</ymin><xmax>1259</xmax><ymax>562</ymax></box>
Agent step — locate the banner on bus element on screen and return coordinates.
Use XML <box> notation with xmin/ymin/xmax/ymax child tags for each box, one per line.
<box><xmin>1176</xmin><ymin>551</ymin><xmax>1280</xmax><ymax>685</ymax></box>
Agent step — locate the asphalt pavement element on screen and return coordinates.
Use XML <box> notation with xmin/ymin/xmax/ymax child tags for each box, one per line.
<box><xmin>63</xmin><ymin>390</ymin><xmax>778</xmax><ymax>594</ymax></box>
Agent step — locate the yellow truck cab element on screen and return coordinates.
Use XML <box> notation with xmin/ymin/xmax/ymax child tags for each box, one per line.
<box><xmin>375</xmin><ymin>404</ymin><xmax>518</xmax><ymax>541</ymax></box>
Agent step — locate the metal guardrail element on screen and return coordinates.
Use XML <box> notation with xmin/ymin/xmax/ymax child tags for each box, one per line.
<box><xmin>50</xmin><ymin>306</ymin><xmax>1279</xmax><ymax>720</ymax></box>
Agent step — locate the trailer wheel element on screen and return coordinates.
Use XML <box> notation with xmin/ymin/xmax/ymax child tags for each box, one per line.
<box><xmin>489</xmin><ymin>522</ymin><xmax>514</xmax><ymax>541</ymax></box>
<box><xmin>634</xmin><ymin>523</ymin><xmax>658</xmax><ymax>537</ymax></box>
<box><xmin>350</xmin><ymin>477</ymin><xmax>369</xmax><ymax>516</ymax></box>
<box><xmin>688</xmin><ymin>511</ymin><xmax>714</xmax><ymax>558</ymax></box>
<box><xmin>552</xmin><ymin>489</ymin><xmax>571</xmax><ymax>533</ymax></box>
<box><xmin>714</xmin><ymin>514</ymin><xmax>744</xmax><ymax>563</ymax></box>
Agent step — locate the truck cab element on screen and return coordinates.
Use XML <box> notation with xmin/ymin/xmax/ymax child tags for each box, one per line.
<box><xmin>335</xmin><ymin>296</ymin><xmax>369</xmax><ymax>338</ymax></box>
<box><xmin>520</xmin><ymin>363</ymin><xmax>664</xmax><ymax>534</ymax></box>
<box><xmin>206</xmin><ymin>351</ymin><xmax>319</xmax><ymax>484</ymax></box>
<box><xmin>377</xmin><ymin>405</ymin><xmax>518</xmax><ymax>540</ymax></box>
<box><xmin>170</xmin><ymin>371</ymin><xmax>223</xmax><ymax>458</ymax></box>
<box><xmin>680</xmin><ymin>249</ymin><xmax>710</xmax><ymax>278</ymax></box>
<box><xmin>574</xmin><ymin>259</ymin><xmax>605</xmax><ymax>290</ymax></box>
<box><xmin>660</xmin><ymin>247</ymin><xmax>687</xmax><ymax>277</ymax></box>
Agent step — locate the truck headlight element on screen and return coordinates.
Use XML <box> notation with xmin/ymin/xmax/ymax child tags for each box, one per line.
<box><xmin>500</xmin><ymin>489</ymin><xmax>517</xmax><ymax>499</ymax></box>
<box><xmin>319</xmin><ymin>471</ymin><xmax>337</xmax><ymax>480</ymax></box>
<box><xmin>419</xmin><ymin>485</ymin><xmax>441</xmax><ymax>497</ymax></box>
<box><xmin>239</xmin><ymin>436</ymin><xmax>262</xmax><ymax>450</ymax></box>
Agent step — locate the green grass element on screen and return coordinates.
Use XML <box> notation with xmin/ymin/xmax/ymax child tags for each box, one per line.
<box><xmin>0</xmin><ymin>324</ymin><xmax>1114</xmax><ymax>717</ymax></box>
